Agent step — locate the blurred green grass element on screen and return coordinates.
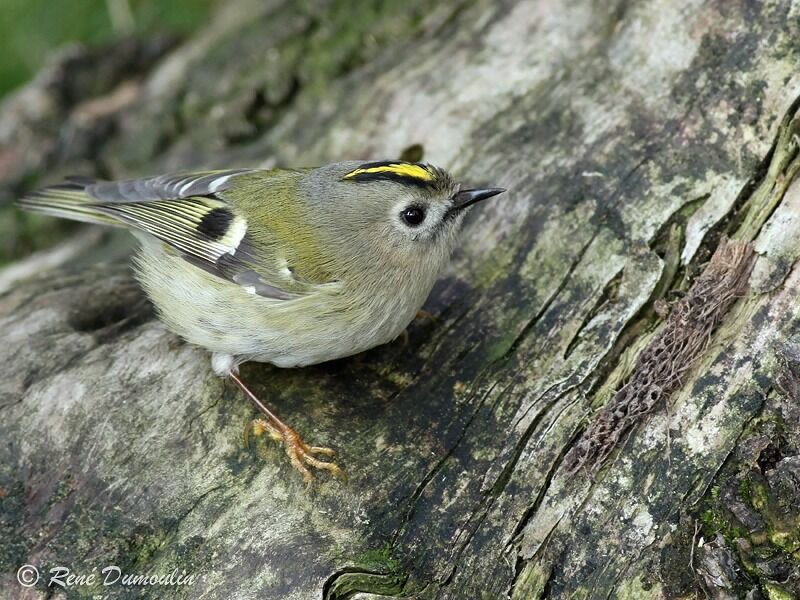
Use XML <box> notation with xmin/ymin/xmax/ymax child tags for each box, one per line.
<box><xmin>0</xmin><ymin>0</ymin><xmax>217</xmax><ymax>268</ymax></box>
<box><xmin>0</xmin><ymin>0</ymin><xmax>216</xmax><ymax>99</ymax></box>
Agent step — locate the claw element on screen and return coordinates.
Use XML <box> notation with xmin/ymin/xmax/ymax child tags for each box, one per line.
<box><xmin>249</xmin><ymin>419</ymin><xmax>346</xmax><ymax>482</ymax></box>
<box><xmin>281</xmin><ymin>426</ymin><xmax>346</xmax><ymax>482</ymax></box>
<box><xmin>245</xmin><ymin>418</ymin><xmax>281</xmax><ymax>447</ymax></box>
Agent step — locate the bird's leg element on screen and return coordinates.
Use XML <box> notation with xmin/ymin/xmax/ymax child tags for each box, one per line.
<box><xmin>229</xmin><ymin>371</ymin><xmax>345</xmax><ymax>483</ymax></box>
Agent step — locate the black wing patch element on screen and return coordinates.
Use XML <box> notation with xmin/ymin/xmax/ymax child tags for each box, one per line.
<box><xmin>197</xmin><ymin>207</ymin><xmax>235</xmax><ymax>240</ymax></box>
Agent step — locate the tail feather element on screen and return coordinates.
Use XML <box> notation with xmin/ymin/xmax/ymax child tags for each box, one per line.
<box><xmin>17</xmin><ymin>180</ymin><xmax>123</xmax><ymax>227</ymax></box>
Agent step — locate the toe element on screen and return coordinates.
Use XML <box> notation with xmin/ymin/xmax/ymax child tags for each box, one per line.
<box><xmin>279</xmin><ymin>427</ymin><xmax>344</xmax><ymax>482</ymax></box>
<box><xmin>302</xmin><ymin>454</ymin><xmax>347</xmax><ymax>481</ymax></box>
<box><xmin>286</xmin><ymin>447</ymin><xmax>314</xmax><ymax>483</ymax></box>
<box><xmin>307</xmin><ymin>445</ymin><xmax>336</xmax><ymax>456</ymax></box>
<box><xmin>245</xmin><ymin>418</ymin><xmax>281</xmax><ymax>447</ymax></box>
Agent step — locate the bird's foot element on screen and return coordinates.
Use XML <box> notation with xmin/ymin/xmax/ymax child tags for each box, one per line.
<box><xmin>399</xmin><ymin>309</ymin><xmax>438</xmax><ymax>346</ymax></box>
<box><xmin>231</xmin><ymin>371</ymin><xmax>346</xmax><ymax>484</ymax></box>
<box><xmin>248</xmin><ymin>418</ymin><xmax>346</xmax><ymax>483</ymax></box>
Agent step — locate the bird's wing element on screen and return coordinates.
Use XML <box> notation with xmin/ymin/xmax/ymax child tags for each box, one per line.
<box><xmin>78</xmin><ymin>170</ymin><xmax>254</xmax><ymax>203</ymax></box>
<box><xmin>21</xmin><ymin>170</ymin><xmax>331</xmax><ymax>299</ymax></box>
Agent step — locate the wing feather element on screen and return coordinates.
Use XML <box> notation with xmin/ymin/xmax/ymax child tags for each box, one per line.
<box><xmin>82</xmin><ymin>170</ymin><xmax>253</xmax><ymax>203</ymax></box>
<box><xmin>19</xmin><ymin>169</ymin><xmax>331</xmax><ymax>300</ymax></box>
<box><xmin>96</xmin><ymin>198</ymin><xmax>242</xmax><ymax>262</ymax></box>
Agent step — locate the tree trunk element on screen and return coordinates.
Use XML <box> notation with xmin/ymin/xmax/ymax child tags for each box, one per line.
<box><xmin>2</xmin><ymin>1</ymin><xmax>799</xmax><ymax>598</ymax></box>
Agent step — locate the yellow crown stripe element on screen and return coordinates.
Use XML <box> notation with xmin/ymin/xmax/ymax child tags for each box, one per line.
<box><xmin>344</xmin><ymin>163</ymin><xmax>434</xmax><ymax>182</ymax></box>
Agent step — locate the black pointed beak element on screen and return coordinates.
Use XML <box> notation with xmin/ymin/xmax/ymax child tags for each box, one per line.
<box><xmin>452</xmin><ymin>187</ymin><xmax>506</xmax><ymax>210</ymax></box>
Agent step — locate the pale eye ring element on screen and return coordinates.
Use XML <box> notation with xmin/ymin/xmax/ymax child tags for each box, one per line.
<box><xmin>401</xmin><ymin>206</ymin><xmax>426</xmax><ymax>226</ymax></box>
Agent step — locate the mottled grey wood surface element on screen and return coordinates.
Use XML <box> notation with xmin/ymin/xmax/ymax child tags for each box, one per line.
<box><xmin>1</xmin><ymin>1</ymin><xmax>799</xmax><ymax>598</ymax></box>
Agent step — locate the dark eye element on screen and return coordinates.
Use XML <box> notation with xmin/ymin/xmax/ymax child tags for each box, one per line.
<box><xmin>401</xmin><ymin>206</ymin><xmax>426</xmax><ymax>226</ymax></box>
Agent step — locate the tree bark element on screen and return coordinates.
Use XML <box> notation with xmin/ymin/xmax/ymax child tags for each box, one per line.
<box><xmin>1</xmin><ymin>1</ymin><xmax>800</xmax><ymax>598</ymax></box>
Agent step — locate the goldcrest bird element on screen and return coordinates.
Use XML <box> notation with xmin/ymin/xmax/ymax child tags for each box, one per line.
<box><xmin>18</xmin><ymin>160</ymin><xmax>505</xmax><ymax>481</ymax></box>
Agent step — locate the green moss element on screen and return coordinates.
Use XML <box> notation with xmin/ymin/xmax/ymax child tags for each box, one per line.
<box><xmin>751</xmin><ymin>480</ymin><xmax>769</xmax><ymax>511</ymax></box>
<box><xmin>127</xmin><ymin>527</ymin><xmax>171</xmax><ymax>567</ymax></box>
<box><xmin>710</xmin><ymin>484</ymin><xmax>721</xmax><ymax>501</ymax></box>
<box><xmin>768</xmin><ymin>529</ymin><xmax>799</xmax><ymax>553</ymax></box>
<box><xmin>327</xmin><ymin>571</ymin><xmax>406</xmax><ymax>599</ymax></box>
<box><xmin>616</xmin><ymin>576</ymin><xmax>662</xmax><ymax>600</ymax></box>
<box><xmin>764</xmin><ymin>583</ymin><xmax>794</xmax><ymax>600</ymax></box>
<box><xmin>700</xmin><ymin>508</ymin><xmax>747</xmax><ymax>543</ymax></box>
<box><xmin>510</xmin><ymin>562</ymin><xmax>551</xmax><ymax>600</ymax></box>
<box><xmin>694</xmin><ymin>390</ymin><xmax>800</xmax><ymax>597</ymax></box>
<box><xmin>322</xmin><ymin>544</ymin><xmax>409</xmax><ymax>599</ymax></box>
<box><xmin>739</xmin><ymin>476</ymin><xmax>752</xmax><ymax>503</ymax></box>
<box><xmin>354</xmin><ymin>543</ymin><xmax>403</xmax><ymax>575</ymax></box>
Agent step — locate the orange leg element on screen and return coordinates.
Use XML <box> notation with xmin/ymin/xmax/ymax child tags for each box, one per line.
<box><xmin>231</xmin><ymin>371</ymin><xmax>345</xmax><ymax>483</ymax></box>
